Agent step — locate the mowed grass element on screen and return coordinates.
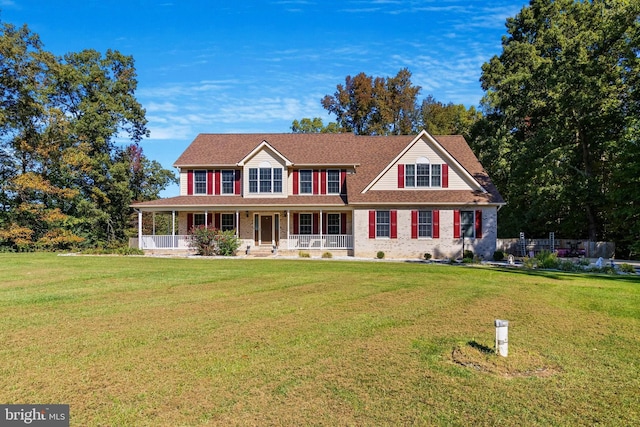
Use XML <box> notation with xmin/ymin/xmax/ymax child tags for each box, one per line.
<box><xmin>1</xmin><ymin>254</ymin><xmax>639</xmax><ymax>426</ymax></box>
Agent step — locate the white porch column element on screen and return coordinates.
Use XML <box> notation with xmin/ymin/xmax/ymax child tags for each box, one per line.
<box><xmin>235</xmin><ymin>210</ymin><xmax>239</xmax><ymax>237</ymax></box>
<box><xmin>287</xmin><ymin>210</ymin><xmax>290</xmax><ymax>250</ymax></box>
<box><xmin>320</xmin><ymin>209</ymin><xmax>323</xmax><ymax>249</ymax></box>
<box><xmin>204</xmin><ymin>210</ymin><xmax>208</xmax><ymax>227</ymax></box>
<box><xmin>137</xmin><ymin>210</ymin><xmax>142</xmax><ymax>249</ymax></box>
<box><xmin>152</xmin><ymin>212</ymin><xmax>156</xmax><ymax>235</ymax></box>
<box><xmin>172</xmin><ymin>210</ymin><xmax>176</xmax><ymax>249</ymax></box>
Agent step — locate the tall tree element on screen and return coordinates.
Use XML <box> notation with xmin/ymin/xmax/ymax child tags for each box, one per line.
<box><xmin>476</xmin><ymin>0</ymin><xmax>640</xmax><ymax>250</ymax></box>
<box><xmin>320</xmin><ymin>68</ymin><xmax>421</xmax><ymax>135</ymax></box>
<box><xmin>0</xmin><ymin>20</ymin><xmax>175</xmax><ymax>250</ymax></box>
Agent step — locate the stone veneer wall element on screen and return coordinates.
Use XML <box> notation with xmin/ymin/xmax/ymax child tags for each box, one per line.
<box><xmin>352</xmin><ymin>208</ymin><xmax>498</xmax><ymax>260</ymax></box>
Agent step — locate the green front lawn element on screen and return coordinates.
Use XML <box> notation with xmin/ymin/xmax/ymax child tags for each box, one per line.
<box><xmin>1</xmin><ymin>254</ymin><xmax>639</xmax><ymax>426</ymax></box>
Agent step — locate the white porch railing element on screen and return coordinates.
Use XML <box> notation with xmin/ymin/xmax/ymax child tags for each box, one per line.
<box><xmin>288</xmin><ymin>234</ymin><xmax>353</xmax><ymax>250</ymax></box>
<box><xmin>139</xmin><ymin>235</ymin><xmax>190</xmax><ymax>250</ymax></box>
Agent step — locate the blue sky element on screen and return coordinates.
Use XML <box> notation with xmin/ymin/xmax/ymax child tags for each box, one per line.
<box><xmin>1</xmin><ymin>0</ymin><xmax>528</xmax><ymax>196</ymax></box>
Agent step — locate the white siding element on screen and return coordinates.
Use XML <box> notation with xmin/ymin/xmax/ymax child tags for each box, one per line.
<box><xmin>179</xmin><ymin>170</ymin><xmax>188</xmax><ymax>196</ymax></box>
<box><xmin>243</xmin><ymin>147</ymin><xmax>288</xmax><ymax>198</ymax></box>
<box><xmin>370</xmin><ymin>137</ymin><xmax>477</xmax><ymax>191</ymax></box>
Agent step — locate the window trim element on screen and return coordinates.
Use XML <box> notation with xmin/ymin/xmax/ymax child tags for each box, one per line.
<box><xmin>249</xmin><ymin>167</ymin><xmax>283</xmax><ymax>194</ymax></box>
<box><xmin>299</xmin><ymin>169</ymin><xmax>312</xmax><ymax>194</ymax></box>
<box><xmin>221</xmin><ymin>170</ymin><xmax>235</xmax><ymax>194</ymax></box>
<box><xmin>193</xmin><ymin>170</ymin><xmax>207</xmax><ymax>195</ymax></box>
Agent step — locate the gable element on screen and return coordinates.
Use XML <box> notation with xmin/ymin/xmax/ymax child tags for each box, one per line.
<box><xmin>364</xmin><ymin>132</ymin><xmax>485</xmax><ymax>193</ymax></box>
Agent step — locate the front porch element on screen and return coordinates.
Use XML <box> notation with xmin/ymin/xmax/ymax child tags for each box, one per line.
<box><xmin>133</xmin><ymin>209</ymin><xmax>354</xmax><ymax>252</ymax></box>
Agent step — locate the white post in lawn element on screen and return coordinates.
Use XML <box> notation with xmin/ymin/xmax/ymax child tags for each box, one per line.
<box><xmin>137</xmin><ymin>210</ymin><xmax>142</xmax><ymax>250</ymax></box>
<box><xmin>495</xmin><ymin>319</ymin><xmax>509</xmax><ymax>357</ymax></box>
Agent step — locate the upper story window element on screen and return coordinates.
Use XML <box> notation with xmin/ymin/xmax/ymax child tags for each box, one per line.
<box><xmin>327</xmin><ymin>170</ymin><xmax>340</xmax><ymax>194</ymax></box>
<box><xmin>221</xmin><ymin>170</ymin><xmax>235</xmax><ymax>194</ymax></box>
<box><xmin>404</xmin><ymin>158</ymin><xmax>441</xmax><ymax>188</ymax></box>
<box><xmin>299</xmin><ymin>170</ymin><xmax>312</xmax><ymax>194</ymax></box>
<box><xmin>249</xmin><ymin>161</ymin><xmax>282</xmax><ymax>194</ymax></box>
<box><xmin>194</xmin><ymin>170</ymin><xmax>207</xmax><ymax>194</ymax></box>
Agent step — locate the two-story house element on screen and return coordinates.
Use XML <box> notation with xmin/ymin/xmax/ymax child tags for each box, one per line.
<box><xmin>131</xmin><ymin>130</ymin><xmax>505</xmax><ymax>259</ymax></box>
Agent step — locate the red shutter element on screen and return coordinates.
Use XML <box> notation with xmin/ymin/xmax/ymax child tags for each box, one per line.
<box><xmin>340</xmin><ymin>169</ymin><xmax>347</xmax><ymax>194</ymax></box>
<box><xmin>442</xmin><ymin>164</ymin><xmax>448</xmax><ymax>188</ymax></box>
<box><xmin>321</xmin><ymin>170</ymin><xmax>327</xmax><ymax>195</ymax></box>
<box><xmin>433</xmin><ymin>210</ymin><xmax>440</xmax><ymax>239</ymax></box>
<box><xmin>214</xmin><ymin>213</ymin><xmax>221</xmax><ymax>230</ymax></box>
<box><xmin>341</xmin><ymin>213</ymin><xmax>347</xmax><ymax>234</ymax></box>
<box><xmin>411</xmin><ymin>210</ymin><xmax>418</xmax><ymax>239</ymax></box>
<box><xmin>398</xmin><ymin>164</ymin><xmax>405</xmax><ymax>188</ymax></box>
<box><xmin>390</xmin><ymin>210</ymin><xmax>397</xmax><ymax>239</ymax></box>
<box><xmin>207</xmin><ymin>170</ymin><xmax>213</xmax><ymax>195</ymax></box>
<box><xmin>313</xmin><ymin>170</ymin><xmax>319</xmax><ymax>194</ymax></box>
<box><xmin>187</xmin><ymin>170</ymin><xmax>193</xmax><ymax>195</ymax></box>
<box><xmin>453</xmin><ymin>210</ymin><xmax>461</xmax><ymax>238</ymax></box>
<box><xmin>293</xmin><ymin>213</ymin><xmax>299</xmax><ymax>234</ymax></box>
<box><xmin>475</xmin><ymin>210</ymin><xmax>483</xmax><ymax>238</ymax></box>
<box><xmin>234</xmin><ymin>170</ymin><xmax>241</xmax><ymax>195</ymax></box>
<box><xmin>293</xmin><ymin>170</ymin><xmax>299</xmax><ymax>195</ymax></box>
<box><xmin>313</xmin><ymin>213</ymin><xmax>319</xmax><ymax>234</ymax></box>
<box><xmin>369</xmin><ymin>210</ymin><xmax>376</xmax><ymax>238</ymax></box>
<box><xmin>214</xmin><ymin>170</ymin><xmax>220</xmax><ymax>195</ymax></box>
<box><xmin>187</xmin><ymin>213</ymin><xmax>193</xmax><ymax>231</ymax></box>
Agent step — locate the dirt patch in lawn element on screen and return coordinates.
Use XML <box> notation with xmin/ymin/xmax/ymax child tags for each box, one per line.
<box><xmin>450</xmin><ymin>340</ymin><xmax>562</xmax><ymax>379</ymax></box>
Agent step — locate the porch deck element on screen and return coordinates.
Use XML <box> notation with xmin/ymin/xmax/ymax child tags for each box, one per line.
<box><xmin>132</xmin><ymin>234</ymin><xmax>353</xmax><ymax>251</ymax></box>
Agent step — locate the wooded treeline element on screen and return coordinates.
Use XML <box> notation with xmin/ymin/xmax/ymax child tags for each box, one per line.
<box><xmin>293</xmin><ymin>0</ymin><xmax>640</xmax><ymax>258</ymax></box>
<box><xmin>0</xmin><ymin>21</ymin><xmax>176</xmax><ymax>251</ymax></box>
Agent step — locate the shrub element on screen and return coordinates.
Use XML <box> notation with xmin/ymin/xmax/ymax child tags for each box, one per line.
<box><xmin>376</xmin><ymin>251</ymin><xmax>385</xmax><ymax>259</ymax></box>
<box><xmin>560</xmin><ymin>260</ymin><xmax>579</xmax><ymax>272</ymax></box>
<box><xmin>298</xmin><ymin>251</ymin><xmax>310</xmax><ymax>258</ymax></box>
<box><xmin>493</xmin><ymin>250</ymin><xmax>505</xmax><ymax>261</ymax></box>
<box><xmin>536</xmin><ymin>250</ymin><xmax>560</xmax><ymax>269</ymax></box>
<box><xmin>620</xmin><ymin>263</ymin><xmax>636</xmax><ymax>274</ymax></box>
<box><xmin>423</xmin><ymin>253</ymin><xmax>432</xmax><ymax>261</ymax></box>
<box><xmin>188</xmin><ymin>226</ymin><xmax>240</xmax><ymax>256</ymax></box>
<box><xmin>463</xmin><ymin>250</ymin><xmax>474</xmax><ymax>260</ymax></box>
<box><xmin>322</xmin><ymin>252</ymin><xmax>333</xmax><ymax>259</ymax></box>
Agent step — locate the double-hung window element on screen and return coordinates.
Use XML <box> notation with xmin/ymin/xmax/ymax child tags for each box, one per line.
<box><xmin>193</xmin><ymin>213</ymin><xmax>206</xmax><ymax>227</ymax></box>
<box><xmin>299</xmin><ymin>170</ymin><xmax>312</xmax><ymax>194</ymax></box>
<box><xmin>194</xmin><ymin>170</ymin><xmax>207</xmax><ymax>194</ymax></box>
<box><xmin>221</xmin><ymin>213</ymin><xmax>235</xmax><ymax>231</ymax></box>
<box><xmin>327</xmin><ymin>170</ymin><xmax>341</xmax><ymax>194</ymax></box>
<box><xmin>376</xmin><ymin>211</ymin><xmax>390</xmax><ymax>238</ymax></box>
<box><xmin>418</xmin><ymin>211</ymin><xmax>433</xmax><ymax>238</ymax></box>
<box><xmin>299</xmin><ymin>213</ymin><xmax>312</xmax><ymax>234</ymax></box>
<box><xmin>259</xmin><ymin>168</ymin><xmax>272</xmax><ymax>193</ymax></box>
<box><xmin>461</xmin><ymin>211</ymin><xmax>475</xmax><ymax>238</ymax></box>
<box><xmin>221</xmin><ymin>170</ymin><xmax>235</xmax><ymax>194</ymax></box>
<box><xmin>327</xmin><ymin>213</ymin><xmax>341</xmax><ymax>235</ymax></box>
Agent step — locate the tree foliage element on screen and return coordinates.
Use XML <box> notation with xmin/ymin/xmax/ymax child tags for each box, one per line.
<box><xmin>295</xmin><ymin>68</ymin><xmax>480</xmax><ymax>137</ymax></box>
<box><xmin>473</xmin><ymin>0</ymin><xmax>640</xmax><ymax>257</ymax></box>
<box><xmin>0</xmin><ymin>20</ymin><xmax>177</xmax><ymax>251</ymax></box>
